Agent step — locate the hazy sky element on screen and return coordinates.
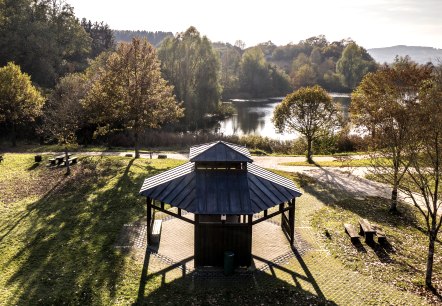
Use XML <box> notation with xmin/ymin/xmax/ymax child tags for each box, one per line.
<box><xmin>68</xmin><ymin>0</ymin><xmax>442</xmax><ymax>49</ymax></box>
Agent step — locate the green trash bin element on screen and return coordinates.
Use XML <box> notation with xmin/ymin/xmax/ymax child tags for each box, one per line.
<box><xmin>224</xmin><ymin>251</ymin><xmax>234</xmax><ymax>276</ymax></box>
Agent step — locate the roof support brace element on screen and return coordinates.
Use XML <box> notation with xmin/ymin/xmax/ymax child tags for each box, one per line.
<box><xmin>152</xmin><ymin>201</ymin><xmax>195</xmax><ymax>225</ymax></box>
<box><xmin>251</xmin><ymin>203</ymin><xmax>291</xmax><ymax>225</ymax></box>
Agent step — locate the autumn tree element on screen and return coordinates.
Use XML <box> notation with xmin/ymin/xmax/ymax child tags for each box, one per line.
<box><xmin>273</xmin><ymin>86</ymin><xmax>338</xmax><ymax>163</ymax></box>
<box><xmin>158</xmin><ymin>27</ymin><xmax>220</xmax><ymax>129</ymax></box>
<box><xmin>0</xmin><ymin>62</ymin><xmax>45</xmax><ymax>146</ymax></box>
<box><xmin>351</xmin><ymin>57</ymin><xmax>433</xmax><ymax>211</ymax></box>
<box><xmin>43</xmin><ymin>74</ymin><xmax>86</xmax><ymax>174</ymax></box>
<box><xmin>84</xmin><ymin>38</ymin><xmax>183</xmax><ymax>158</ymax></box>
<box><xmin>398</xmin><ymin>65</ymin><xmax>442</xmax><ymax>289</ymax></box>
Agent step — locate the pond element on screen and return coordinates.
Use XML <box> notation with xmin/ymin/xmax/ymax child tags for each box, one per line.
<box><xmin>216</xmin><ymin>93</ymin><xmax>351</xmax><ymax>140</ymax></box>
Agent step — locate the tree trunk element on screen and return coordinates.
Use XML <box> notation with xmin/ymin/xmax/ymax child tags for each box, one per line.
<box><xmin>11</xmin><ymin>124</ymin><xmax>17</xmax><ymax>147</ymax></box>
<box><xmin>134</xmin><ymin>131</ymin><xmax>140</xmax><ymax>158</ymax></box>
<box><xmin>306</xmin><ymin>137</ymin><xmax>314</xmax><ymax>164</ymax></box>
<box><xmin>425</xmin><ymin>231</ymin><xmax>436</xmax><ymax>288</ymax></box>
<box><xmin>64</xmin><ymin>147</ymin><xmax>71</xmax><ymax>175</ymax></box>
<box><xmin>390</xmin><ymin>185</ymin><xmax>398</xmax><ymax>212</ymax></box>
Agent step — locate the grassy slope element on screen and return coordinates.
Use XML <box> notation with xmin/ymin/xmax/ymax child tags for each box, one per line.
<box><xmin>0</xmin><ymin>154</ymin><xmax>184</xmax><ymax>305</ymax></box>
<box><xmin>304</xmin><ymin>176</ymin><xmax>442</xmax><ymax>303</ymax></box>
<box><xmin>0</xmin><ymin>154</ymin><xmax>439</xmax><ymax>304</ymax></box>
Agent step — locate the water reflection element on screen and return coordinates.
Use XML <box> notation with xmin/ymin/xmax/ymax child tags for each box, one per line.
<box><xmin>217</xmin><ymin>95</ymin><xmax>350</xmax><ymax>140</ymax></box>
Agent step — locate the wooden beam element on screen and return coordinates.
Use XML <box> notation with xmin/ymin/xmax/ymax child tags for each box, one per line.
<box><xmin>252</xmin><ymin>205</ymin><xmax>291</xmax><ymax>225</ymax></box>
<box><xmin>152</xmin><ymin>203</ymin><xmax>195</xmax><ymax>224</ymax></box>
<box><xmin>289</xmin><ymin>199</ymin><xmax>295</xmax><ymax>245</ymax></box>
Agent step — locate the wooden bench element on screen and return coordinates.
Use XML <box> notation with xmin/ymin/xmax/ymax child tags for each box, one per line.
<box><xmin>359</xmin><ymin>218</ymin><xmax>376</xmax><ymax>243</ymax></box>
<box><xmin>344</xmin><ymin>223</ymin><xmax>360</xmax><ymax>241</ymax></box>
<box><xmin>372</xmin><ymin>224</ymin><xmax>387</xmax><ymax>243</ymax></box>
<box><xmin>158</xmin><ymin>154</ymin><xmax>167</xmax><ymax>159</ymax></box>
<box><xmin>60</xmin><ymin>156</ymin><xmax>78</xmax><ymax>167</ymax></box>
<box><xmin>49</xmin><ymin>154</ymin><xmax>72</xmax><ymax>166</ymax></box>
<box><xmin>150</xmin><ymin>220</ymin><xmax>162</xmax><ymax>244</ymax></box>
<box><xmin>0</xmin><ymin>155</ymin><xmax>3</xmax><ymax>163</ymax></box>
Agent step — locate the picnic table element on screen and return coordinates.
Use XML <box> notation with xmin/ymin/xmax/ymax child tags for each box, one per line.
<box><xmin>344</xmin><ymin>223</ymin><xmax>360</xmax><ymax>242</ymax></box>
<box><xmin>359</xmin><ymin>218</ymin><xmax>376</xmax><ymax>243</ymax></box>
<box><xmin>49</xmin><ymin>154</ymin><xmax>77</xmax><ymax>166</ymax></box>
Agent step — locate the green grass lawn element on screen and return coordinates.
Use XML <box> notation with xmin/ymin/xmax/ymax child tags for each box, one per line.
<box><xmin>0</xmin><ymin>154</ymin><xmax>439</xmax><ymax>305</ymax></box>
<box><xmin>0</xmin><ymin>154</ymin><xmax>185</xmax><ymax>305</ymax></box>
<box><xmin>310</xmin><ymin>194</ymin><xmax>441</xmax><ymax>304</ymax></box>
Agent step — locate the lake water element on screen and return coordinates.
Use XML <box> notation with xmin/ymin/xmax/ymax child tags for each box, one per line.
<box><xmin>216</xmin><ymin>94</ymin><xmax>351</xmax><ymax>140</ymax></box>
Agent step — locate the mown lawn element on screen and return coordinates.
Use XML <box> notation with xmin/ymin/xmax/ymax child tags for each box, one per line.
<box><xmin>309</xmin><ymin>192</ymin><xmax>442</xmax><ymax>304</ymax></box>
<box><xmin>0</xmin><ymin>154</ymin><xmax>185</xmax><ymax>305</ymax></box>
<box><xmin>0</xmin><ymin>154</ymin><xmax>335</xmax><ymax>305</ymax></box>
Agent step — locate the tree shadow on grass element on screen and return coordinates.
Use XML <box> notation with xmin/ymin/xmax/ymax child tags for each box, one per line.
<box><xmin>297</xmin><ymin>171</ymin><xmax>420</xmax><ymax>230</ymax></box>
<box><xmin>4</xmin><ymin>157</ymin><xmax>175</xmax><ymax>304</ymax></box>
<box><xmin>134</xmin><ymin>245</ymin><xmax>337</xmax><ymax>306</ymax></box>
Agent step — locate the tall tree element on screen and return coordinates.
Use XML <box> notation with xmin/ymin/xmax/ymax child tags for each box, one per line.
<box><xmin>0</xmin><ymin>62</ymin><xmax>45</xmax><ymax>146</ymax></box>
<box><xmin>398</xmin><ymin>65</ymin><xmax>442</xmax><ymax>288</ymax></box>
<box><xmin>0</xmin><ymin>0</ymin><xmax>91</xmax><ymax>88</ymax></box>
<box><xmin>84</xmin><ymin>38</ymin><xmax>183</xmax><ymax>158</ymax></box>
<box><xmin>158</xmin><ymin>27</ymin><xmax>221</xmax><ymax>129</ymax></box>
<box><xmin>273</xmin><ymin>85</ymin><xmax>338</xmax><ymax>163</ymax></box>
<box><xmin>239</xmin><ymin>47</ymin><xmax>269</xmax><ymax>97</ymax></box>
<box><xmin>81</xmin><ymin>19</ymin><xmax>115</xmax><ymax>58</ymax></box>
<box><xmin>351</xmin><ymin>57</ymin><xmax>433</xmax><ymax>211</ymax></box>
<box><xmin>336</xmin><ymin>42</ymin><xmax>377</xmax><ymax>90</ymax></box>
<box><xmin>44</xmin><ymin>73</ymin><xmax>86</xmax><ymax>174</ymax></box>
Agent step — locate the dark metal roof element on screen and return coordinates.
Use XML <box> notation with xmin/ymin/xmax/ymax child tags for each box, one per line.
<box><xmin>139</xmin><ymin>162</ymin><xmax>301</xmax><ymax>215</ymax></box>
<box><xmin>189</xmin><ymin>141</ymin><xmax>253</xmax><ymax>162</ymax></box>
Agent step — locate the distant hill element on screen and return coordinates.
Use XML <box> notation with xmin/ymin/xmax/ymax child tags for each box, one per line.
<box><xmin>368</xmin><ymin>45</ymin><xmax>442</xmax><ymax>64</ymax></box>
<box><xmin>113</xmin><ymin>30</ymin><xmax>173</xmax><ymax>47</ymax></box>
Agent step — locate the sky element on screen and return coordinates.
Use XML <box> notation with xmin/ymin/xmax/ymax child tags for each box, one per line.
<box><xmin>68</xmin><ymin>0</ymin><xmax>442</xmax><ymax>49</ymax></box>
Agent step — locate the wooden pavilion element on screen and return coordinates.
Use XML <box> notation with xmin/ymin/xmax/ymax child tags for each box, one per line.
<box><xmin>139</xmin><ymin>141</ymin><xmax>302</xmax><ymax>267</ymax></box>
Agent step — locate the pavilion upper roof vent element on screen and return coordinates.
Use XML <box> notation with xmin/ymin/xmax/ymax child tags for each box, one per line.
<box><xmin>189</xmin><ymin>141</ymin><xmax>253</xmax><ymax>163</ymax></box>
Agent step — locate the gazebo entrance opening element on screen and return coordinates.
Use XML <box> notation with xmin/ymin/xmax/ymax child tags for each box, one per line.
<box><xmin>195</xmin><ymin>214</ymin><xmax>253</xmax><ymax>267</ymax></box>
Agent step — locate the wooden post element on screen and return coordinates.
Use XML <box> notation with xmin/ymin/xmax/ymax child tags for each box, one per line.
<box><xmin>247</xmin><ymin>214</ymin><xmax>253</xmax><ymax>266</ymax></box>
<box><xmin>146</xmin><ymin>197</ymin><xmax>152</xmax><ymax>245</ymax></box>
<box><xmin>194</xmin><ymin>214</ymin><xmax>200</xmax><ymax>267</ymax></box>
<box><xmin>280</xmin><ymin>202</ymin><xmax>285</xmax><ymax>229</ymax></box>
<box><xmin>289</xmin><ymin>199</ymin><xmax>295</xmax><ymax>245</ymax></box>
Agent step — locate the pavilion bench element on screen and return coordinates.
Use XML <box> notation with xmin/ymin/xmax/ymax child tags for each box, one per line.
<box><xmin>344</xmin><ymin>223</ymin><xmax>360</xmax><ymax>241</ymax></box>
<box><xmin>359</xmin><ymin>218</ymin><xmax>376</xmax><ymax>243</ymax></box>
<box><xmin>150</xmin><ymin>219</ymin><xmax>162</xmax><ymax>244</ymax></box>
